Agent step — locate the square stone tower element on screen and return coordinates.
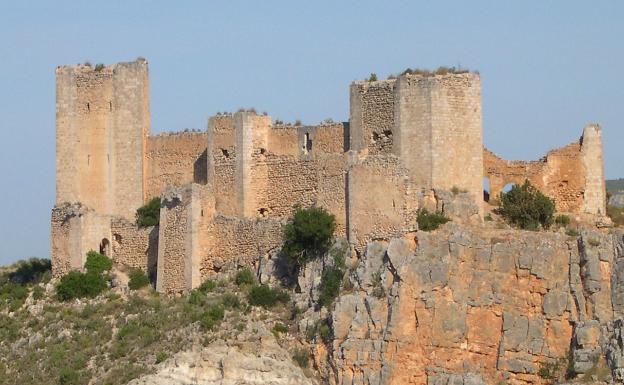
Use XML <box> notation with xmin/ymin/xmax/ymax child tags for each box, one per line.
<box><xmin>55</xmin><ymin>59</ymin><xmax>150</xmax><ymax>220</ymax></box>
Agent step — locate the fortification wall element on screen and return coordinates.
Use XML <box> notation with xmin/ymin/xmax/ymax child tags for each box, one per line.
<box><xmin>349</xmin><ymin>80</ymin><xmax>396</xmax><ymax>155</ymax></box>
<box><xmin>207</xmin><ymin>115</ymin><xmax>237</xmax><ymax>215</ymax></box>
<box><xmin>347</xmin><ymin>155</ymin><xmax>418</xmax><ymax>251</ymax></box>
<box><xmin>484</xmin><ymin>124</ymin><xmax>606</xmax><ymax>215</ymax></box>
<box><xmin>145</xmin><ymin>131</ymin><xmax>208</xmax><ymax>199</ymax></box>
<box><xmin>110</xmin><ymin>219</ymin><xmax>158</xmax><ymax>277</ymax></box>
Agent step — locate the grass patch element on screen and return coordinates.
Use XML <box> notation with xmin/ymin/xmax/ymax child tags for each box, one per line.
<box><xmin>234</xmin><ymin>268</ymin><xmax>255</xmax><ymax>286</ymax></box>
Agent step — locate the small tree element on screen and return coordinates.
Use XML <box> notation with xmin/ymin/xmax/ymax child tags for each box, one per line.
<box><xmin>128</xmin><ymin>268</ymin><xmax>150</xmax><ymax>290</ymax></box>
<box><xmin>136</xmin><ymin>197</ymin><xmax>161</xmax><ymax>227</ymax></box>
<box><xmin>84</xmin><ymin>251</ymin><xmax>112</xmax><ymax>275</ymax></box>
<box><xmin>499</xmin><ymin>180</ymin><xmax>555</xmax><ymax>230</ymax></box>
<box><xmin>282</xmin><ymin>206</ymin><xmax>336</xmax><ymax>270</ymax></box>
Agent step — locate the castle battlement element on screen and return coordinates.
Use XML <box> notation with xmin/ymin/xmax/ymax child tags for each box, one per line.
<box><xmin>51</xmin><ymin>58</ymin><xmax>607</xmax><ymax>292</ymax></box>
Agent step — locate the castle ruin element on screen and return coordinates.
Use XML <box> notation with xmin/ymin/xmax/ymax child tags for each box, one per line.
<box><xmin>51</xmin><ymin>59</ymin><xmax>607</xmax><ymax>292</ymax></box>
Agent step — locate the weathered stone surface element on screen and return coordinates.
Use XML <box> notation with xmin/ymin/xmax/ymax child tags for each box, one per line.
<box><xmin>128</xmin><ymin>339</ymin><xmax>315</xmax><ymax>385</ymax></box>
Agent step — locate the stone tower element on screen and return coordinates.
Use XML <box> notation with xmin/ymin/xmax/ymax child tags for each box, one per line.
<box><xmin>393</xmin><ymin>72</ymin><xmax>483</xmax><ymax>210</ymax></box>
<box><xmin>55</xmin><ymin>59</ymin><xmax>150</xmax><ymax>220</ymax></box>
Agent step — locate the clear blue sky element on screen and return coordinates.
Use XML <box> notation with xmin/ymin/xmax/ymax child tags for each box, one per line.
<box><xmin>0</xmin><ymin>1</ymin><xmax>622</xmax><ymax>265</ymax></box>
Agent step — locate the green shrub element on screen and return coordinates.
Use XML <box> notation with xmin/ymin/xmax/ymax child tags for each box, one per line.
<box><xmin>0</xmin><ymin>282</ymin><xmax>28</xmax><ymax>311</ymax></box>
<box><xmin>319</xmin><ymin>266</ymin><xmax>343</xmax><ymax>308</ymax></box>
<box><xmin>58</xmin><ymin>367</ymin><xmax>81</xmax><ymax>385</ymax></box>
<box><xmin>128</xmin><ymin>268</ymin><xmax>150</xmax><ymax>290</ymax></box>
<box><xmin>155</xmin><ymin>351</ymin><xmax>169</xmax><ymax>364</ymax></box>
<box><xmin>367</xmin><ymin>73</ymin><xmax>377</xmax><ymax>82</ymax></box>
<box><xmin>484</xmin><ymin>213</ymin><xmax>493</xmax><ymax>221</ymax></box>
<box><xmin>94</xmin><ymin>63</ymin><xmax>105</xmax><ymax>71</ymax></box>
<box><xmin>220</xmin><ymin>293</ymin><xmax>241</xmax><ymax>309</ymax></box>
<box><xmin>84</xmin><ymin>250</ymin><xmax>112</xmax><ymax>275</ymax></box>
<box><xmin>566</xmin><ymin>228</ymin><xmax>580</xmax><ymax>237</ymax></box>
<box><xmin>291</xmin><ymin>348</ymin><xmax>309</xmax><ymax>368</ymax></box>
<box><xmin>8</xmin><ymin>258</ymin><xmax>51</xmax><ymax>284</ymax></box>
<box><xmin>247</xmin><ymin>285</ymin><xmax>290</xmax><ymax>308</ymax></box>
<box><xmin>197</xmin><ymin>279</ymin><xmax>216</xmax><ymax>293</ymax></box>
<box><xmin>234</xmin><ymin>268</ymin><xmax>255</xmax><ymax>286</ymax></box>
<box><xmin>282</xmin><ymin>205</ymin><xmax>336</xmax><ymax>270</ymax></box>
<box><xmin>199</xmin><ymin>305</ymin><xmax>224</xmax><ymax>330</ymax></box>
<box><xmin>417</xmin><ymin>208</ymin><xmax>450</xmax><ymax>231</ymax></box>
<box><xmin>498</xmin><ymin>181</ymin><xmax>555</xmax><ymax>230</ymax></box>
<box><xmin>56</xmin><ymin>271</ymin><xmax>107</xmax><ymax>301</ymax></box>
<box><xmin>32</xmin><ymin>285</ymin><xmax>45</xmax><ymax>301</ymax></box>
<box><xmin>273</xmin><ymin>323</ymin><xmax>288</xmax><ymax>335</ymax></box>
<box><xmin>555</xmin><ymin>214</ymin><xmax>571</xmax><ymax>227</ymax></box>
<box><xmin>188</xmin><ymin>289</ymin><xmax>206</xmax><ymax>306</ymax></box>
<box><xmin>136</xmin><ymin>197</ymin><xmax>161</xmax><ymax>227</ymax></box>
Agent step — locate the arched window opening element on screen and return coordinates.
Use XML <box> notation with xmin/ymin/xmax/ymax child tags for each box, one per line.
<box><xmin>502</xmin><ymin>183</ymin><xmax>516</xmax><ymax>194</ymax></box>
<box><xmin>100</xmin><ymin>238</ymin><xmax>111</xmax><ymax>257</ymax></box>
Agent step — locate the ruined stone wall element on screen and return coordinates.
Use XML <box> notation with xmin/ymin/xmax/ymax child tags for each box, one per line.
<box><xmin>55</xmin><ymin>59</ymin><xmax>149</xmax><ymax>221</ymax></box>
<box><xmin>207</xmin><ymin>114</ymin><xmax>237</xmax><ymax>216</ymax></box>
<box><xmin>484</xmin><ymin>124</ymin><xmax>606</xmax><ymax>215</ymax></box>
<box><xmin>346</xmin><ymin>155</ymin><xmax>418</xmax><ymax>251</ymax></box>
<box><xmin>110</xmin><ymin>218</ymin><xmax>158</xmax><ymax>277</ymax></box>
<box><xmin>145</xmin><ymin>131</ymin><xmax>208</xmax><ymax>199</ymax></box>
<box><xmin>349</xmin><ymin>80</ymin><xmax>396</xmax><ymax>155</ymax></box>
<box><xmin>50</xmin><ymin>203</ymin><xmax>112</xmax><ymax>277</ymax></box>
<box><xmin>331</xmin><ymin>226</ymin><xmax>619</xmax><ymax>385</ymax></box>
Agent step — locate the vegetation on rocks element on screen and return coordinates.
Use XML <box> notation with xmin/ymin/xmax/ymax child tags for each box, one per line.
<box><xmin>234</xmin><ymin>268</ymin><xmax>255</xmax><ymax>286</ymax></box>
<box><xmin>56</xmin><ymin>251</ymin><xmax>112</xmax><ymax>301</ymax></box>
<box><xmin>136</xmin><ymin>197</ymin><xmax>161</xmax><ymax>227</ymax></box>
<box><xmin>498</xmin><ymin>180</ymin><xmax>555</xmax><ymax>230</ymax></box>
<box><xmin>417</xmin><ymin>208</ymin><xmax>450</xmax><ymax>231</ymax></box>
<box><xmin>247</xmin><ymin>284</ymin><xmax>290</xmax><ymax>308</ymax></box>
<box><xmin>128</xmin><ymin>268</ymin><xmax>150</xmax><ymax>290</ymax></box>
<box><xmin>282</xmin><ymin>205</ymin><xmax>336</xmax><ymax>271</ymax></box>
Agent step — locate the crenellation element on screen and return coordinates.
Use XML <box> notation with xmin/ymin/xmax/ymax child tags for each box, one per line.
<box><xmin>51</xmin><ymin>58</ymin><xmax>608</xmax><ymax>293</ymax></box>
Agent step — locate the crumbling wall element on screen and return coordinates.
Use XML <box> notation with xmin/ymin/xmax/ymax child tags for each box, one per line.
<box><xmin>484</xmin><ymin>124</ymin><xmax>606</xmax><ymax>215</ymax></box>
<box><xmin>50</xmin><ymin>203</ymin><xmax>111</xmax><ymax>277</ymax></box>
<box><xmin>145</xmin><ymin>131</ymin><xmax>208</xmax><ymax>199</ymax></box>
<box><xmin>207</xmin><ymin>114</ymin><xmax>237</xmax><ymax>216</ymax></box>
<box><xmin>110</xmin><ymin>218</ymin><xmax>158</xmax><ymax>277</ymax></box>
<box><xmin>349</xmin><ymin>80</ymin><xmax>396</xmax><ymax>155</ymax></box>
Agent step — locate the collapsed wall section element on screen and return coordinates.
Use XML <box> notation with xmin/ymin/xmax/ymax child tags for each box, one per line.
<box><xmin>484</xmin><ymin>124</ymin><xmax>606</xmax><ymax>216</ymax></box>
<box><xmin>349</xmin><ymin>80</ymin><xmax>396</xmax><ymax>155</ymax></box>
<box><xmin>145</xmin><ymin>131</ymin><xmax>208</xmax><ymax>199</ymax></box>
<box><xmin>50</xmin><ymin>203</ymin><xmax>112</xmax><ymax>277</ymax></box>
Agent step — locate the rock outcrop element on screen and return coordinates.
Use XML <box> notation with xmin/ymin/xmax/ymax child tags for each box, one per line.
<box><xmin>129</xmin><ymin>338</ymin><xmax>315</xmax><ymax>385</ymax></box>
<box><xmin>324</xmin><ymin>225</ymin><xmax>624</xmax><ymax>385</ymax></box>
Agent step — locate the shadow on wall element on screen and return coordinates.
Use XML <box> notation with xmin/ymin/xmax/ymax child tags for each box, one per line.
<box><xmin>193</xmin><ymin>149</ymin><xmax>208</xmax><ymax>184</ymax></box>
<box><xmin>147</xmin><ymin>226</ymin><xmax>159</xmax><ymax>284</ymax></box>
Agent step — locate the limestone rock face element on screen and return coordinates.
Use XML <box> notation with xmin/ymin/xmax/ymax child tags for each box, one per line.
<box><xmin>129</xmin><ymin>339</ymin><xmax>315</xmax><ymax>385</ymax></box>
<box><xmin>327</xmin><ymin>225</ymin><xmax>624</xmax><ymax>385</ymax></box>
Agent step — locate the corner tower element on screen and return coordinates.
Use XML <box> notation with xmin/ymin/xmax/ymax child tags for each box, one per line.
<box><xmin>55</xmin><ymin>59</ymin><xmax>150</xmax><ymax>219</ymax></box>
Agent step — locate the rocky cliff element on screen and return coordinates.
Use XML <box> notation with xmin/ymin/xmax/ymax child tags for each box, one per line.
<box><xmin>318</xmin><ymin>225</ymin><xmax>624</xmax><ymax>385</ymax></box>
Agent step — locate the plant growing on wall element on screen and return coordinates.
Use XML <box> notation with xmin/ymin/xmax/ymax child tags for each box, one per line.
<box><xmin>136</xmin><ymin>198</ymin><xmax>161</xmax><ymax>227</ymax></box>
<box><xmin>498</xmin><ymin>180</ymin><xmax>555</xmax><ymax>230</ymax></box>
<box><xmin>281</xmin><ymin>205</ymin><xmax>336</xmax><ymax>271</ymax></box>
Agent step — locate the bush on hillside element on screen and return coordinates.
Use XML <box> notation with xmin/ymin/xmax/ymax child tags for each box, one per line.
<box><xmin>498</xmin><ymin>180</ymin><xmax>555</xmax><ymax>230</ymax></box>
<box><xmin>234</xmin><ymin>268</ymin><xmax>255</xmax><ymax>286</ymax></box>
<box><xmin>8</xmin><ymin>258</ymin><xmax>51</xmax><ymax>285</ymax></box>
<box><xmin>247</xmin><ymin>284</ymin><xmax>290</xmax><ymax>308</ymax></box>
<box><xmin>56</xmin><ymin>271</ymin><xmax>108</xmax><ymax>301</ymax></box>
<box><xmin>84</xmin><ymin>251</ymin><xmax>112</xmax><ymax>275</ymax></box>
<box><xmin>608</xmin><ymin>205</ymin><xmax>624</xmax><ymax>227</ymax></box>
<box><xmin>136</xmin><ymin>197</ymin><xmax>161</xmax><ymax>227</ymax></box>
<box><xmin>128</xmin><ymin>268</ymin><xmax>150</xmax><ymax>290</ymax></box>
<box><xmin>416</xmin><ymin>208</ymin><xmax>450</xmax><ymax>231</ymax></box>
<box><xmin>282</xmin><ymin>205</ymin><xmax>336</xmax><ymax>270</ymax></box>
